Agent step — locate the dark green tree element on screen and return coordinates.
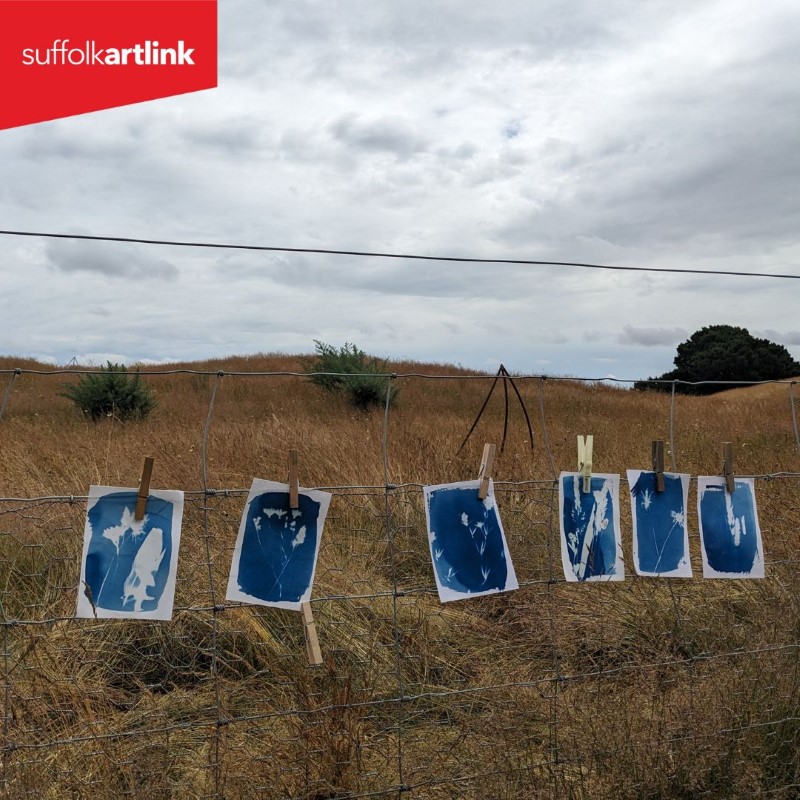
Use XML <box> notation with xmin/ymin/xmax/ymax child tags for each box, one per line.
<box><xmin>305</xmin><ymin>340</ymin><xmax>396</xmax><ymax>410</ymax></box>
<box><xmin>62</xmin><ymin>361</ymin><xmax>157</xmax><ymax>421</ymax></box>
<box><xmin>635</xmin><ymin>325</ymin><xmax>800</xmax><ymax>394</ymax></box>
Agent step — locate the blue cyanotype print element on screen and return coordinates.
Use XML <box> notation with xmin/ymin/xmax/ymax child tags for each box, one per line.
<box><xmin>78</xmin><ymin>487</ymin><xmax>183</xmax><ymax>619</ymax></box>
<box><xmin>560</xmin><ymin>473</ymin><xmax>623</xmax><ymax>582</ymax></box>
<box><xmin>698</xmin><ymin>477</ymin><xmax>764</xmax><ymax>578</ymax></box>
<box><xmin>424</xmin><ymin>479</ymin><xmax>518</xmax><ymax>602</ymax></box>
<box><xmin>227</xmin><ymin>479</ymin><xmax>331</xmax><ymax>610</ymax></box>
<box><xmin>627</xmin><ymin>470</ymin><xmax>691</xmax><ymax>577</ymax></box>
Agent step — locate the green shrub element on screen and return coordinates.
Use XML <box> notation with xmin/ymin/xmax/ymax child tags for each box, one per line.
<box><xmin>62</xmin><ymin>361</ymin><xmax>156</xmax><ymax>421</ymax></box>
<box><xmin>305</xmin><ymin>340</ymin><xmax>396</xmax><ymax>410</ymax></box>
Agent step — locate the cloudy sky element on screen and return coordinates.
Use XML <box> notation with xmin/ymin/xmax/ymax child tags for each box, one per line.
<box><xmin>2</xmin><ymin>0</ymin><xmax>799</xmax><ymax>379</ymax></box>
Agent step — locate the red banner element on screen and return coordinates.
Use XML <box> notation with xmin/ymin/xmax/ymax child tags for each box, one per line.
<box><xmin>0</xmin><ymin>0</ymin><xmax>217</xmax><ymax>130</ymax></box>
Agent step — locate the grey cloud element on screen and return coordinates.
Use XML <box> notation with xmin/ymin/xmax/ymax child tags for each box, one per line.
<box><xmin>46</xmin><ymin>239</ymin><xmax>179</xmax><ymax>281</ymax></box>
<box><xmin>483</xmin><ymin>322</ymin><xmax>514</xmax><ymax>337</ymax></box>
<box><xmin>320</xmin><ymin>0</ymin><xmax>642</xmax><ymax>57</ymax></box>
<box><xmin>618</xmin><ymin>325</ymin><xmax>687</xmax><ymax>347</ymax></box>
<box><xmin>756</xmin><ymin>329</ymin><xmax>800</xmax><ymax>346</ymax></box>
<box><xmin>180</xmin><ymin>119</ymin><xmax>266</xmax><ymax>154</ymax></box>
<box><xmin>436</xmin><ymin>142</ymin><xmax>479</xmax><ymax>161</ymax></box>
<box><xmin>330</xmin><ymin>114</ymin><xmax>427</xmax><ymax>159</ymax></box>
<box><xmin>21</xmin><ymin>124</ymin><xmax>142</xmax><ymax>161</ymax></box>
<box><xmin>493</xmin><ymin>43</ymin><xmax>800</xmax><ymax>256</ymax></box>
<box><xmin>277</xmin><ymin>128</ymin><xmax>337</xmax><ymax>165</ymax></box>
<box><xmin>260</xmin><ymin>254</ymin><xmax>550</xmax><ymax>301</ymax></box>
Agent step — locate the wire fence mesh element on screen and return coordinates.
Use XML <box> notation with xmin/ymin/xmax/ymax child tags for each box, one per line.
<box><xmin>0</xmin><ymin>368</ymin><xmax>798</xmax><ymax>799</ymax></box>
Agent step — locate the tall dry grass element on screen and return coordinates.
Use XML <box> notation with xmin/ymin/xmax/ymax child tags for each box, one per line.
<box><xmin>0</xmin><ymin>353</ymin><xmax>798</xmax><ymax>799</ymax></box>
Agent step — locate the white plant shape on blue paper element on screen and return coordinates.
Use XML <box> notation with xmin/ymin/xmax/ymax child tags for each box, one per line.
<box><xmin>460</xmin><ymin>502</ymin><xmax>494</xmax><ymax>585</ymax></box>
<box><xmin>80</xmin><ymin>488</ymin><xmax>181</xmax><ymax>620</ymax></box>
<box><xmin>97</xmin><ymin>506</ymin><xmax>163</xmax><ymax>606</ymax></box>
<box><xmin>649</xmin><ymin>508</ymin><xmax>686</xmax><ymax>573</ymax></box>
<box><xmin>724</xmin><ymin>491</ymin><xmax>746</xmax><ymax>546</ymax></box>
<box><xmin>227</xmin><ymin>482</ymin><xmax>331</xmax><ymax>609</ymax></box>
<box><xmin>122</xmin><ymin>527</ymin><xmax>166</xmax><ymax>611</ymax></box>
<box><xmin>569</xmin><ymin>477</ymin><xmax>613</xmax><ymax>580</ymax></box>
<box><xmin>260</xmin><ymin>507</ymin><xmax>307</xmax><ymax>599</ymax></box>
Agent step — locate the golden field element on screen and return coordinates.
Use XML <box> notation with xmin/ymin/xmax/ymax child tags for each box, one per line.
<box><xmin>0</xmin><ymin>353</ymin><xmax>798</xmax><ymax>799</ymax></box>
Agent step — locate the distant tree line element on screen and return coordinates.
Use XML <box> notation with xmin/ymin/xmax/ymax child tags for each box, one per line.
<box><xmin>635</xmin><ymin>325</ymin><xmax>800</xmax><ymax>395</ymax></box>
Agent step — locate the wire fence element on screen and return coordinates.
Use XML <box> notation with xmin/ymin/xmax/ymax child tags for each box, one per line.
<box><xmin>0</xmin><ymin>368</ymin><xmax>798</xmax><ymax>799</ymax></box>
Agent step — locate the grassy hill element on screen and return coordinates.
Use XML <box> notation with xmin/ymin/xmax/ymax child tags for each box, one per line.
<box><xmin>0</xmin><ymin>353</ymin><xmax>798</xmax><ymax>799</ymax></box>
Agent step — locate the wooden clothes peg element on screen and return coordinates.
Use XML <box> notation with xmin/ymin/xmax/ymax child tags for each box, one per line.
<box><xmin>577</xmin><ymin>435</ymin><xmax>593</xmax><ymax>493</ymax></box>
<box><xmin>722</xmin><ymin>442</ymin><xmax>735</xmax><ymax>493</ymax></box>
<box><xmin>288</xmin><ymin>449</ymin><xmax>299</xmax><ymax>509</ymax></box>
<box><xmin>135</xmin><ymin>456</ymin><xmax>154</xmax><ymax>520</ymax></box>
<box><xmin>301</xmin><ymin>601</ymin><xmax>323</xmax><ymax>666</ymax></box>
<box><xmin>287</xmin><ymin>448</ymin><xmax>323</xmax><ymax>666</ymax></box>
<box><xmin>477</xmin><ymin>443</ymin><xmax>496</xmax><ymax>500</ymax></box>
<box><xmin>652</xmin><ymin>440</ymin><xmax>665</xmax><ymax>492</ymax></box>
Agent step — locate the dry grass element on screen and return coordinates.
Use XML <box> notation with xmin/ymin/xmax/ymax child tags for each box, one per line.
<box><xmin>0</xmin><ymin>353</ymin><xmax>798</xmax><ymax>799</ymax></box>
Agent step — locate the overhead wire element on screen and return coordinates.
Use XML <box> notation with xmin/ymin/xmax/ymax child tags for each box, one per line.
<box><xmin>1</xmin><ymin>228</ymin><xmax>799</xmax><ymax>280</ymax></box>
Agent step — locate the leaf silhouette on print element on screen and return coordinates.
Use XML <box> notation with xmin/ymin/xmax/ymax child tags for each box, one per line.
<box><xmin>122</xmin><ymin>527</ymin><xmax>166</xmax><ymax>611</ymax></box>
<box><xmin>96</xmin><ymin>506</ymin><xmax>147</xmax><ymax>603</ymax></box>
<box><xmin>573</xmin><ymin>477</ymin><xmax>612</xmax><ymax>580</ymax></box>
<box><xmin>102</xmin><ymin>506</ymin><xmax>146</xmax><ymax>550</ymax></box>
<box><xmin>264</xmin><ymin>523</ymin><xmax>308</xmax><ymax>598</ymax></box>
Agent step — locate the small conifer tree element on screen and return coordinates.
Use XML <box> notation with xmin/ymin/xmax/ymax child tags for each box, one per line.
<box><xmin>62</xmin><ymin>362</ymin><xmax>156</xmax><ymax>421</ymax></box>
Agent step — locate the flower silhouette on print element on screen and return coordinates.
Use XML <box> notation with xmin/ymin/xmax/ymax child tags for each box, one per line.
<box><xmin>427</xmin><ymin>487</ymin><xmax>508</xmax><ymax>595</ymax></box>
